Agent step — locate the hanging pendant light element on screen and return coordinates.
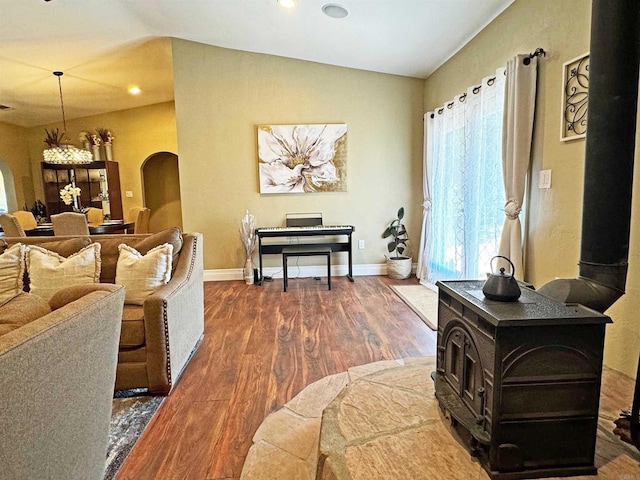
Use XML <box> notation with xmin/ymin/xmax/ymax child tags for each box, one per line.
<box><xmin>42</xmin><ymin>71</ymin><xmax>93</xmax><ymax>164</ymax></box>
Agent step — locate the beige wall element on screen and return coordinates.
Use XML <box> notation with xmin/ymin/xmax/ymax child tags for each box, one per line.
<box><xmin>172</xmin><ymin>39</ymin><xmax>425</xmax><ymax>271</ymax></box>
<box><xmin>0</xmin><ymin>121</ymin><xmax>35</xmax><ymax>212</ymax></box>
<box><xmin>26</xmin><ymin>102</ymin><xmax>178</xmax><ymax>222</ymax></box>
<box><xmin>424</xmin><ymin>0</ymin><xmax>640</xmax><ymax>376</ymax></box>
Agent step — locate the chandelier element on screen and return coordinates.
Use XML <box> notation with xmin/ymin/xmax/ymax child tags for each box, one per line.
<box><xmin>42</xmin><ymin>71</ymin><xmax>93</xmax><ymax>164</ymax></box>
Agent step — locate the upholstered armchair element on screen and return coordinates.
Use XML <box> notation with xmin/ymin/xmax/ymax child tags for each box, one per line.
<box><xmin>85</xmin><ymin>207</ymin><xmax>104</xmax><ymax>225</ymax></box>
<box><xmin>12</xmin><ymin>211</ymin><xmax>38</xmax><ymax>232</ymax></box>
<box><xmin>128</xmin><ymin>207</ymin><xmax>151</xmax><ymax>234</ymax></box>
<box><xmin>51</xmin><ymin>212</ymin><xmax>90</xmax><ymax>235</ymax></box>
<box><xmin>0</xmin><ymin>214</ymin><xmax>26</xmax><ymax>237</ymax></box>
<box><xmin>0</xmin><ymin>284</ymin><xmax>125</xmax><ymax>480</ymax></box>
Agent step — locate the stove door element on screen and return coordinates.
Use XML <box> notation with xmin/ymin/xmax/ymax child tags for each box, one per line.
<box><xmin>444</xmin><ymin>325</ymin><xmax>485</xmax><ymax>421</ymax></box>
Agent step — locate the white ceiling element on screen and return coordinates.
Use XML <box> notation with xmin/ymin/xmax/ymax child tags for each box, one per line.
<box><xmin>0</xmin><ymin>0</ymin><xmax>514</xmax><ymax>128</ymax></box>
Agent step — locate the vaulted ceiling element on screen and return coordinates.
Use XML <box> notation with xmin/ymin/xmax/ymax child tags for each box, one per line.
<box><xmin>0</xmin><ymin>0</ymin><xmax>514</xmax><ymax>127</ymax></box>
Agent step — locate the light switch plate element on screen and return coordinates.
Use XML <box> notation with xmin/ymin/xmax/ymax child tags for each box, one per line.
<box><xmin>539</xmin><ymin>169</ymin><xmax>552</xmax><ymax>189</ymax></box>
<box><xmin>125</xmin><ymin>190</ymin><xmax>134</xmax><ymax>198</ymax></box>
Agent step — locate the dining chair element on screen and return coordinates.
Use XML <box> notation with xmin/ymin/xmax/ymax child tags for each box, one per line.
<box><xmin>0</xmin><ymin>213</ymin><xmax>26</xmax><ymax>237</ymax></box>
<box><xmin>12</xmin><ymin>211</ymin><xmax>38</xmax><ymax>232</ymax></box>
<box><xmin>51</xmin><ymin>212</ymin><xmax>90</xmax><ymax>235</ymax></box>
<box><xmin>128</xmin><ymin>206</ymin><xmax>151</xmax><ymax>234</ymax></box>
<box><xmin>85</xmin><ymin>207</ymin><xmax>104</xmax><ymax>225</ymax></box>
<box><xmin>127</xmin><ymin>206</ymin><xmax>142</xmax><ymax>223</ymax></box>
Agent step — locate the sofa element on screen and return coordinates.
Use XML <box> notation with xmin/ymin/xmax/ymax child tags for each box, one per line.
<box><xmin>1</xmin><ymin>227</ymin><xmax>204</xmax><ymax>394</ymax></box>
<box><xmin>0</xmin><ymin>284</ymin><xmax>125</xmax><ymax>480</ymax></box>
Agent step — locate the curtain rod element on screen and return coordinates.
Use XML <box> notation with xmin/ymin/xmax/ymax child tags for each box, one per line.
<box><xmin>524</xmin><ymin>47</ymin><xmax>546</xmax><ymax>65</ymax></box>
<box><xmin>430</xmin><ymin>72</ymin><xmax>503</xmax><ymax>117</ymax></box>
<box><xmin>428</xmin><ymin>48</ymin><xmax>546</xmax><ymax>118</ymax></box>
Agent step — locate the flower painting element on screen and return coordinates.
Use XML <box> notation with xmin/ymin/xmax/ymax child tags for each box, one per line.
<box><xmin>258</xmin><ymin>124</ymin><xmax>347</xmax><ymax>194</ymax></box>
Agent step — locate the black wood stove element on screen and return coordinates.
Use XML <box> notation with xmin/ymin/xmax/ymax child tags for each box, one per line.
<box><xmin>434</xmin><ymin>280</ymin><xmax>611</xmax><ymax>480</ymax></box>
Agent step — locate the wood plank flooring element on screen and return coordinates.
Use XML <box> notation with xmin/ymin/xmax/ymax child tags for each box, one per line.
<box><xmin>115</xmin><ymin>275</ymin><xmax>437</xmax><ymax>480</ymax></box>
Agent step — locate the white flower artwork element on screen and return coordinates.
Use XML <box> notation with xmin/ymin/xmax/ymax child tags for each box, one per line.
<box><xmin>258</xmin><ymin>124</ymin><xmax>347</xmax><ymax>194</ymax></box>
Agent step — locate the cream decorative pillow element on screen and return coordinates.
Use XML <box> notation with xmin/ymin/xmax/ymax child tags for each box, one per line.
<box><xmin>26</xmin><ymin>243</ymin><xmax>101</xmax><ymax>301</ymax></box>
<box><xmin>0</xmin><ymin>243</ymin><xmax>26</xmax><ymax>303</ymax></box>
<box><xmin>115</xmin><ymin>243</ymin><xmax>173</xmax><ymax>305</ymax></box>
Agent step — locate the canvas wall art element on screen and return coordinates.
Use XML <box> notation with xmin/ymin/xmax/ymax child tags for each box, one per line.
<box><xmin>258</xmin><ymin>124</ymin><xmax>347</xmax><ymax>194</ymax></box>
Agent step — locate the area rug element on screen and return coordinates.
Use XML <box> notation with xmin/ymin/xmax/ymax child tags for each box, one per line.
<box><xmin>390</xmin><ymin>284</ymin><xmax>438</xmax><ymax>330</ymax></box>
<box><xmin>104</xmin><ymin>389</ymin><xmax>164</xmax><ymax>480</ymax></box>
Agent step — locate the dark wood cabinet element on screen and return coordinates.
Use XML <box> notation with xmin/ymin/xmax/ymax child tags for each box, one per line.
<box><xmin>41</xmin><ymin>161</ymin><xmax>123</xmax><ymax>220</ymax></box>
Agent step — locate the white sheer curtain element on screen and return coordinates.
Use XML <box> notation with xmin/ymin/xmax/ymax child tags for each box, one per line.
<box><xmin>416</xmin><ymin>114</ymin><xmax>433</xmax><ymax>282</ymax></box>
<box><xmin>417</xmin><ymin>68</ymin><xmax>506</xmax><ymax>285</ymax></box>
<box><xmin>498</xmin><ymin>55</ymin><xmax>538</xmax><ymax>279</ymax></box>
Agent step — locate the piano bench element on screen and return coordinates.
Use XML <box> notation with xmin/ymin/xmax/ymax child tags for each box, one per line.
<box><xmin>282</xmin><ymin>246</ymin><xmax>332</xmax><ymax>292</ymax></box>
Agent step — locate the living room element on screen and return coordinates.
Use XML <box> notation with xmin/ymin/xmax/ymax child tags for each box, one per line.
<box><xmin>1</xmin><ymin>0</ymin><xmax>640</xmax><ymax>478</ymax></box>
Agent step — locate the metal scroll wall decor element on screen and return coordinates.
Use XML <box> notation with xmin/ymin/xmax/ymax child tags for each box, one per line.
<box><xmin>560</xmin><ymin>52</ymin><xmax>590</xmax><ymax>141</ymax></box>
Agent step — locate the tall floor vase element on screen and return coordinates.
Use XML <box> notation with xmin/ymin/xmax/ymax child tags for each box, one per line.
<box><xmin>244</xmin><ymin>258</ymin><xmax>254</xmax><ymax>285</ymax></box>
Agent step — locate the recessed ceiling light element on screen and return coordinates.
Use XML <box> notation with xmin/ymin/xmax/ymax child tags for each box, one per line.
<box><xmin>322</xmin><ymin>3</ymin><xmax>349</xmax><ymax>19</ymax></box>
<box><xmin>278</xmin><ymin>0</ymin><xmax>296</xmax><ymax>8</ymax></box>
<box><xmin>128</xmin><ymin>86</ymin><xmax>142</xmax><ymax>95</ymax></box>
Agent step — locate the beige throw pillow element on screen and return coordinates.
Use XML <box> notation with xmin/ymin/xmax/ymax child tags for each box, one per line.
<box><xmin>26</xmin><ymin>243</ymin><xmax>101</xmax><ymax>301</ymax></box>
<box><xmin>0</xmin><ymin>243</ymin><xmax>26</xmax><ymax>303</ymax></box>
<box><xmin>115</xmin><ymin>243</ymin><xmax>173</xmax><ymax>305</ymax></box>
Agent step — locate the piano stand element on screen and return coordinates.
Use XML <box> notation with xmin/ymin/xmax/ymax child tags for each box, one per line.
<box><xmin>282</xmin><ymin>246</ymin><xmax>332</xmax><ymax>292</ymax></box>
<box><xmin>256</xmin><ymin>224</ymin><xmax>355</xmax><ymax>285</ymax></box>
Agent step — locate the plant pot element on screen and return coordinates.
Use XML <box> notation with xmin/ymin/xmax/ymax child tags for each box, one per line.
<box><xmin>104</xmin><ymin>142</ymin><xmax>113</xmax><ymax>161</ymax></box>
<box><xmin>386</xmin><ymin>256</ymin><xmax>412</xmax><ymax>279</ymax></box>
<box><xmin>91</xmin><ymin>144</ymin><xmax>101</xmax><ymax>161</ymax></box>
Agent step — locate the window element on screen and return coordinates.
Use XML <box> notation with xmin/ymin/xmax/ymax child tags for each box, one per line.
<box><xmin>423</xmin><ymin>70</ymin><xmax>506</xmax><ymax>282</ymax></box>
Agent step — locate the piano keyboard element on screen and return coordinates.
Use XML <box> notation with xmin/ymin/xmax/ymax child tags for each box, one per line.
<box><xmin>256</xmin><ymin>225</ymin><xmax>353</xmax><ymax>233</ymax></box>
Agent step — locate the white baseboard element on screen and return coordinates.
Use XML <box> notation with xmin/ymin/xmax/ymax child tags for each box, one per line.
<box><xmin>203</xmin><ymin>263</ymin><xmax>392</xmax><ymax>282</ymax></box>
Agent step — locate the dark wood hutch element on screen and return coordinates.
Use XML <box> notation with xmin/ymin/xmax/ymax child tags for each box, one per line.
<box><xmin>41</xmin><ymin>161</ymin><xmax>123</xmax><ymax>220</ymax></box>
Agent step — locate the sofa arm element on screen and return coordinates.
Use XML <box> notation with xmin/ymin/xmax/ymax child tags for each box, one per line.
<box><xmin>142</xmin><ymin>232</ymin><xmax>204</xmax><ymax>393</ymax></box>
<box><xmin>49</xmin><ymin>283</ymin><xmax>122</xmax><ymax>311</ymax></box>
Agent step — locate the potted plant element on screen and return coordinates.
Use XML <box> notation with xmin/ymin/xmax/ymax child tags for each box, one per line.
<box><xmin>96</xmin><ymin>127</ymin><xmax>115</xmax><ymax>160</ymax></box>
<box><xmin>44</xmin><ymin>128</ymin><xmax>64</xmax><ymax>147</ymax></box>
<box><xmin>59</xmin><ymin>183</ymin><xmax>87</xmax><ymax>214</ymax></box>
<box><xmin>382</xmin><ymin>207</ymin><xmax>412</xmax><ymax>279</ymax></box>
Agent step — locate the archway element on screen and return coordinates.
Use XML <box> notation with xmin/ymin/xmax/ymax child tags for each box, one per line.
<box><xmin>142</xmin><ymin>152</ymin><xmax>182</xmax><ymax>232</ymax></box>
<box><xmin>0</xmin><ymin>159</ymin><xmax>17</xmax><ymax>214</ymax></box>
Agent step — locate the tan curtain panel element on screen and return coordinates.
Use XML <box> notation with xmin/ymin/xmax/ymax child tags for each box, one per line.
<box><xmin>498</xmin><ymin>55</ymin><xmax>538</xmax><ymax>279</ymax></box>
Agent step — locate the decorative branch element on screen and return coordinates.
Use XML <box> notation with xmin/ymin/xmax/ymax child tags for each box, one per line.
<box><xmin>239</xmin><ymin>210</ymin><xmax>257</xmax><ymax>259</ymax></box>
<box><xmin>44</xmin><ymin>128</ymin><xmax>64</xmax><ymax>147</ymax></box>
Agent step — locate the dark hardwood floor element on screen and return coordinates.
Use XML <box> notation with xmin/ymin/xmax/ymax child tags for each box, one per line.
<box><xmin>115</xmin><ymin>275</ymin><xmax>437</xmax><ymax>480</ymax></box>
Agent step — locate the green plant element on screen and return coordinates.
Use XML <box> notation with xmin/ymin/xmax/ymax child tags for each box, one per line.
<box><xmin>43</xmin><ymin>128</ymin><xmax>64</xmax><ymax>147</ymax></box>
<box><xmin>382</xmin><ymin>207</ymin><xmax>409</xmax><ymax>259</ymax></box>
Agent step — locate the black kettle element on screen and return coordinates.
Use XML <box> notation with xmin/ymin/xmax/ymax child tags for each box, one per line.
<box><xmin>482</xmin><ymin>256</ymin><xmax>521</xmax><ymax>302</ymax></box>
